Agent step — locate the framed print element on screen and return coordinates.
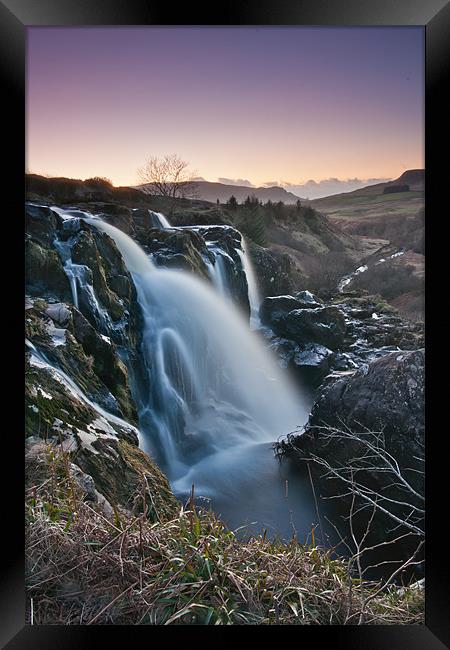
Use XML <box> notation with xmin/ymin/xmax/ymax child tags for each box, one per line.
<box><xmin>2</xmin><ymin>0</ymin><xmax>449</xmax><ymax>646</ymax></box>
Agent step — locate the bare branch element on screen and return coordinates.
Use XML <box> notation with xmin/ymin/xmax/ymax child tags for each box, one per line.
<box><xmin>137</xmin><ymin>154</ymin><xmax>199</xmax><ymax>200</ymax></box>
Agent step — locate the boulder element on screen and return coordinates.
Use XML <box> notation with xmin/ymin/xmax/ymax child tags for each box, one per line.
<box><xmin>275</xmin><ymin>306</ymin><xmax>346</xmax><ymax>351</ymax></box>
<box><xmin>292</xmin><ymin>343</ymin><xmax>335</xmax><ymax>386</ymax></box>
<box><xmin>307</xmin><ymin>349</ymin><xmax>424</xmax><ymax>452</ymax></box>
<box><xmin>268</xmin><ymin>337</ymin><xmax>334</xmax><ymax>387</ymax></box>
<box><xmin>259</xmin><ymin>295</ymin><xmax>305</xmax><ymax>327</ymax></box>
<box><xmin>292</xmin><ymin>290</ymin><xmax>322</xmax><ymax>309</ymax></box>
<box><xmin>45</xmin><ymin>303</ymin><xmax>72</xmax><ymax>327</ymax></box>
<box><xmin>278</xmin><ymin>349</ymin><xmax>425</xmax><ymax>506</ymax></box>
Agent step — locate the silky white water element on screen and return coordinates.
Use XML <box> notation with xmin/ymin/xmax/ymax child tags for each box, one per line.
<box><xmin>236</xmin><ymin>238</ymin><xmax>261</xmax><ymax>327</ymax></box>
<box><xmin>86</xmin><ymin>218</ymin><xmax>309</xmax><ymax>491</ymax></box>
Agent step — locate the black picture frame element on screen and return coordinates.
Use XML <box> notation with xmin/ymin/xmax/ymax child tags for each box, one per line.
<box><xmin>2</xmin><ymin>0</ymin><xmax>449</xmax><ymax>646</ymax></box>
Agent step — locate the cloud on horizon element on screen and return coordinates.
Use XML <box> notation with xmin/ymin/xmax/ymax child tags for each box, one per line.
<box><xmin>217</xmin><ymin>177</ymin><xmax>255</xmax><ymax>187</ymax></box>
<box><xmin>262</xmin><ymin>177</ymin><xmax>391</xmax><ymax>199</ymax></box>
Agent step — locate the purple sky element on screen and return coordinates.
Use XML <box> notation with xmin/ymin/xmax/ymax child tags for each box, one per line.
<box><xmin>26</xmin><ymin>27</ymin><xmax>424</xmax><ymax>191</ymax></box>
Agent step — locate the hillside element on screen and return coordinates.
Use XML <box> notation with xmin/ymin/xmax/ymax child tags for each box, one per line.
<box><xmin>309</xmin><ymin>170</ymin><xmax>425</xmax><ymax>320</ymax></box>
<box><xmin>139</xmin><ymin>179</ymin><xmax>304</xmax><ymax>205</ymax></box>
<box><xmin>26</xmin><ymin>173</ymin><xmax>425</xmax><ymax>318</ymax></box>
<box><xmin>310</xmin><ymin>170</ymin><xmax>424</xmax><ymax>228</ymax></box>
<box><xmin>25</xmin><ymin>174</ymin><xmax>362</xmax><ymax>295</ymax></box>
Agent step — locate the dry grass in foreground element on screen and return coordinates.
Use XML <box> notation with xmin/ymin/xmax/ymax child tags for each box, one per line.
<box><xmin>26</xmin><ymin>444</ymin><xmax>424</xmax><ymax>625</ymax></box>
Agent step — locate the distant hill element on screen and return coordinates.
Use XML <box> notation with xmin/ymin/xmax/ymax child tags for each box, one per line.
<box><xmin>310</xmin><ymin>169</ymin><xmax>424</xmax><ymax>262</ymax></box>
<box><xmin>310</xmin><ymin>170</ymin><xmax>424</xmax><ymax>225</ymax></box>
<box><xmin>311</xmin><ymin>169</ymin><xmax>424</xmax><ymax>209</ymax></box>
<box><xmin>139</xmin><ymin>180</ymin><xmax>303</xmax><ymax>205</ymax></box>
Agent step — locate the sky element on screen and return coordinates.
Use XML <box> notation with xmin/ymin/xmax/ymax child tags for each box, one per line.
<box><xmin>26</xmin><ymin>27</ymin><xmax>424</xmax><ymax>197</ymax></box>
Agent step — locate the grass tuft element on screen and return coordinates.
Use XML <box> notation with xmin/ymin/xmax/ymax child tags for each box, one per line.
<box><xmin>26</xmin><ymin>445</ymin><xmax>424</xmax><ymax>625</ymax></box>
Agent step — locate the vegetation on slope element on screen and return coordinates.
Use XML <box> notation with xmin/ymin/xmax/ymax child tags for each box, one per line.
<box><xmin>26</xmin><ymin>444</ymin><xmax>424</xmax><ymax>626</ymax></box>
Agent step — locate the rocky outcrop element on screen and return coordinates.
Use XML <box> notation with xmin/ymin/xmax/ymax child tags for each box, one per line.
<box><xmin>26</xmin><ymin>239</ymin><xmax>72</xmax><ymax>301</ymax></box>
<box><xmin>142</xmin><ymin>227</ymin><xmax>212</xmax><ymax>279</ymax></box>
<box><xmin>71</xmin><ymin>229</ymin><xmax>128</xmax><ymax>322</ymax></box>
<box><xmin>260</xmin><ymin>295</ymin><xmax>307</xmax><ymax>326</ymax></box>
<box><xmin>264</xmin><ymin>304</ymin><xmax>346</xmax><ymax>351</ymax></box>
<box><xmin>279</xmin><ymin>349</ymin><xmax>424</xmax><ymax>491</ymax></box>
<box><xmin>307</xmin><ymin>348</ymin><xmax>424</xmax><ymax>450</ymax></box>
<box><xmin>267</xmin><ymin>337</ymin><xmax>335</xmax><ymax>387</ymax></box>
<box><xmin>248</xmin><ymin>242</ymin><xmax>298</xmax><ymax>298</ymax></box>
<box><xmin>261</xmin><ymin>290</ymin><xmax>424</xmax><ymax>389</ymax></box>
<box><xmin>280</xmin><ymin>307</ymin><xmax>346</xmax><ymax>350</ymax></box>
<box><xmin>26</xmin><ymin>338</ymin><xmax>177</xmax><ymax>522</ymax></box>
<box><xmin>26</xmin><ymin>297</ymin><xmax>137</xmax><ymax>423</ymax></box>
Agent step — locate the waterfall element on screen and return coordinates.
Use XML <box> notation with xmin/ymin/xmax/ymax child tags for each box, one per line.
<box><xmin>148</xmin><ymin>210</ymin><xmax>172</xmax><ymax>229</ymax></box>
<box><xmin>236</xmin><ymin>239</ymin><xmax>261</xmax><ymax>327</ymax></box>
<box><xmin>204</xmin><ymin>246</ymin><xmax>233</xmax><ymax>299</ymax></box>
<box><xmin>84</xmin><ymin>217</ymin><xmax>309</xmax><ymax>487</ymax></box>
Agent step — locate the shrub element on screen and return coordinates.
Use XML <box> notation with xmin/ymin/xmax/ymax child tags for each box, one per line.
<box><xmin>304</xmin><ymin>251</ymin><xmax>355</xmax><ymax>293</ymax></box>
<box><xmin>84</xmin><ymin>176</ymin><xmax>114</xmax><ymax>188</ymax></box>
<box><xmin>351</xmin><ymin>263</ymin><xmax>421</xmax><ymax>300</ymax></box>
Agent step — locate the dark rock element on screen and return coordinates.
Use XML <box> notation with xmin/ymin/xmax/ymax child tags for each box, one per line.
<box><xmin>276</xmin><ymin>306</ymin><xmax>346</xmax><ymax>351</ymax></box>
<box><xmin>26</xmin><ymin>239</ymin><xmax>72</xmax><ymax>301</ymax></box>
<box><xmin>248</xmin><ymin>242</ymin><xmax>298</xmax><ymax>298</ymax></box>
<box><xmin>142</xmin><ymin>228</ymin><xmax>211</xmax><ymax>280</ymax></box>
<box><xmin>292</xmin><ymin>290</ymin><xmax>322</xmax><ymax>309</ymax></box>
<box><xmin>268</xmin><ymin>336</ymin><xmax>334</xmax><ymax>387</ymax></box>
<box><xmin>292</xmin><ymin>343</ymin><xmax>334</xmax><ymax>386</ymax></box>
<box><xmin>278</xmin><ymin>348</ymin><xmax>425</xmax><ymax>518</ymax></box>
<box><xmin>347</xmin><ymin>308</ymin><xmax>374</xmax><ymax>320</ymax></box>
<box><xmin>198</xmin><ymin>225</ymin><xmax>242</xmax><ymax>255</ymax></box>
<box><xmin>71</xmin><ymin>229</ymin><xmax>127</xmax><ymax>322</ymax></box>
<box><xmin>308</xmin><ymin>349</ymin><xmax>424</xmax><ymax>462</ymax></box>
<box><xmin>259</xmin><ymin>295</ymin><xmax>305</xmax><ymax>327</ymax></box>
<box><xmin>109</xmin><ymin>274</ymin><xmax>132</xmax><ymax>300</ymax></box>
<box><xmin>71</xmin><ymin>308</ymin><xmax>137</xmax><ymax>423</ymax></box>
<box><xmin>25</xmin><ymin>203</ymin><xmax>62</xmax><ymax>246</ymax></box>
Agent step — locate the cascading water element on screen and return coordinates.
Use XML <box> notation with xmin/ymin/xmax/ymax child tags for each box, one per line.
<box><xmin>51</xmin><ymin>207</ymin><xmax>125</xmax><ymax>340</ymax></box>
<box><xmin>85</xmin><ymin>218</ymin><xmax>310</xmax><ymax>491</ymax></box>
<box><xmin>236</xmin><ymin>238</ymin><xmax>261</xmax><ymax>327</ymax></box>
<box><xmin>204</xmin><ymin>247</ymin><xmax>233</xmax><ymax>299</ymax></box>
<box><xmin>148</xmin><ymin>210</ymin><xmax>172</xmax><ymax>229</ymax></box>
<box><xmin>46</xmin><ymin>206</ymin><xmax>320</xmax><ymax>539</ymax></box>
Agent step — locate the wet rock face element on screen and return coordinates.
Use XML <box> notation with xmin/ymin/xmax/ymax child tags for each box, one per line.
<box><xmin>259</xmin><ymin>295</ymin><xmax>307</xmax><ymax>326</ymax></box>
<box><xmin>266</xmin><ymin>306</ymin><xmax>346</xmax><ymax>351</ymax></box>
<box><xmin>26</xmin><ymin>298</ymin><xmax>137</xmax><ymax>424</ymax></box>
<box><xmin>71</xmin><ymin>230</ymin><xmax>127</xmax><ymax>322</ymax></box>
<box><xmin>25</xmin><ymin>204</ymin><xmax>62</xmax><ymax>246</ymax></box>
<box><xmin>25</xmin><ymin>204</ymin><xmax>72</xmax><ymax>301</ymax></box>
<box><xmin>282</xmin><ymin>307</ymin><xmax>346</xmax><ymax>350</ymax></box>
<box><xmin>249</xmin><ymin>243</ymin><xmax>297</xmax><ymax>298</ymax></box>
<box><xmin>268</xmin><ymin>336</ymin><xmax>335</xmax><ymax>387</ymax></box>
<box><xmin>26</xmin><ymin>239</ymin><xmax>72</xmax><ymax>301</ymax></box>
<box><xmin>143</xmin><ymin>228</ymin><xmax>211</xmax><ymax>280</ymax></box>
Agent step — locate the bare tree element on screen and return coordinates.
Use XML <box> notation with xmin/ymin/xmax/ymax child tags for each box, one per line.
<box><xmin>137</xmin><ymin>154</ymin><xmax>199</xmax><ymax>199</ymax></box>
